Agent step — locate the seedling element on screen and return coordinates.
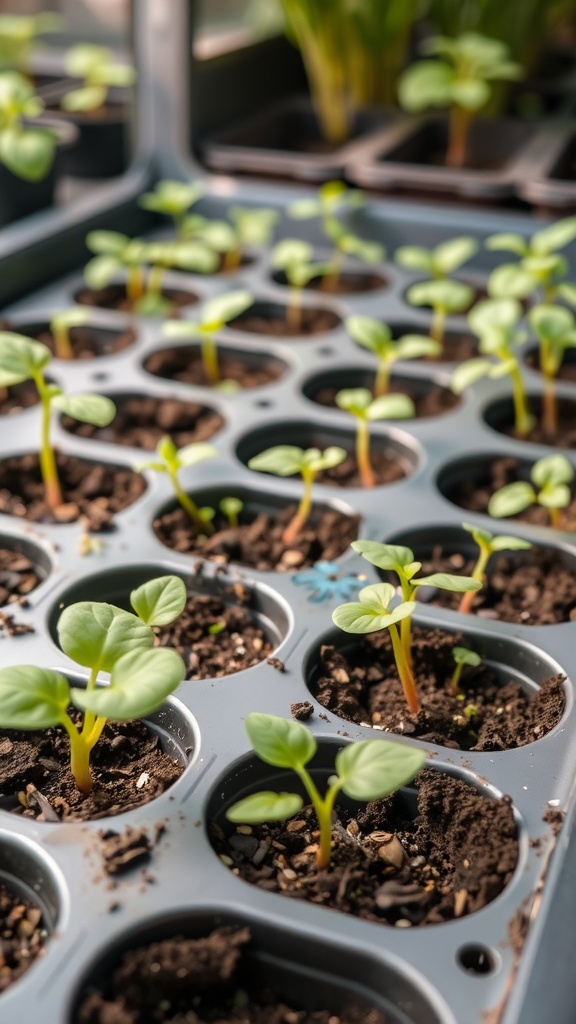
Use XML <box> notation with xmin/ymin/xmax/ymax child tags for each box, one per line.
<box><xmin>288</xmin><ymin>181</ymin><xmax>384</xmax><ymax>290</ymax></box>
<box><xmin>226</xmin><ymin>712</ymin><xmax>426</xmax><ymax>869</ymax></box>
<box><xmin>334</xmin><ymin>541</ymin><xmax>480</xmax><ymax>713</ymax></box>
<box><xmin>220</xmin><ymin>496</ymin><xmax>243</xmax><ymax>529</ymax></box>
<box><xmin>139</xmin><ymin>180</ymin><xmax>204</xmax><ymax>239</ymax></box>
<box><xmin>451</xmin><ymin>298</ymin><xmax>533</xmax><ymax>437</ymax></box>
<box><xmin>0</xmin><ymin>71</ymin><xmax>56</xmax><ymax>181</ymax></box>
<box><xmin>247</xmin><ymin>445</ymin><xmax>346</xmax><ymax>546</ymax></box>
<box><xmin>84</xmin><ymin>232</ymin><xmax>217</xmax><ymax>315</ymax></box>
<box><xmin>163</xmin><ymin>291</ymin><xmax>253</xmax><ymax>386</ymax></box>
<box><xmin>449</xmin><ymin>647</ymin><xmax>481</xmax><ymax>697</ymax></box>
<box><xmin>528</xmin><ymin>305</ymin><xmax>576</xmax><ymax>437</ymax></box>
<box><xmin>397</xmin><ymin>33</ymin><xmax>522</xmax><ymax>168</ymax></box>
<box><xmin>271</xmin><ymin>240</ymin><xmax>333</xmax><ymax>331</ymax></box>
<box><xmin>135</xmin><ymin>436</ymin><xmax>218</xmax><ymax>533</ymax></box>
<box><xmin>406</xmin><ymin>279</ymin><xmax>474</xmax><ymax>347</ymax></box>
<box><xmin>0</xmin><ymin>332</ymin><xmax>115</xmax><ymax>511</ymax></box>
<box><xmin>0</xmin><ymin>12</ymin><xmax>63</xmax><ymax>75</ymax></box>
<box><xmin>61</xmin><ymin>44</ymin><xmax>136</xmax><ymax>114</ymax></box>
<box><xmin>0</xmin><ymin>575</ymin><xmax>187</xmax><ymax>793</ymax></box>
<box><xmin>345</xmin><ymin>316</ymin><xmax>440</xmax><ymax>395</ymax></box>
<box><xmin>334</xmin><ymin>388</ymin><xmax>414</xmax><ymax>488</ymax></box>
<box><xmin>184</xmin><ymin>206</ymin><xmax>278</xmax><ymax>272</ymax></box>
<box><xmin>395</xmin><ymin>237</ymin><xmax>478</xmax><ymax>280</ymax></box>
<box><xmin>458</xmin><ymin>522</ymin><xmax>532</xmax><ymax>614</ymax></box>
<box><xmin>486</xmin><ymin>217</ymin><xmax>576</xmax><ymax>304</ymax></box>
<box><xmin>488</xmin><ymin>454</ymin><xmax>574</xmax><ymax>531</ymax></box>
<box><xmin>49</xmin><ymin>307</ymin><xmax>90</xmax><ymax>360</ymax></box>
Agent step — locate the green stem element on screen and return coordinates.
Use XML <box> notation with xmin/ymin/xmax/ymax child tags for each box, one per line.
<box><xmin>126</xmin><ymin>266</ymin><xmax>145</xmax><ymax>305</ymax></box>
<box><xmin>60</xmin><ymin>714</ymin><xmax>93</xmax><ymax>793</ymax></box>
<box><xmin>388</xmin><ymin>623</ymin><xmax>420</xmax><ymax>714</ymax></box>
<box><xmin>35</xmin><ymin>373</ymin><xmax>62</xmax><ymax>511</ymax></box>
<box><xmin>374</xmin><ymin>359</ymin><xmax>390</xmax><ymax>398</ymax></box>
<box><xmin>53</xmin><ymin>326</ymin><xmax>73</xmax><ymax>360</ymax></box>
<box><xmin>509</xmin><ymin>363</ymin><xmax>533</xmax><ymax>437</ymax></box>
<box><xmin>169</xmin><ymin>466</ymin><xmax>213</xmax><ymax>533</ymax></box>
<box><xmin>147</xmin><ymin>264</ymin><xmax>165</xmax><ymax>300</ymax></box>
<box><xmin>458</xmin><ymin>546</ymin><xmax>489</xmax><ymax>614</ymax></box>
<box><xmin>431</xmin><ymin>306</ymin><xmax>446</xmax><ymax>348</ymax></box>
<box><xmin>356</xmin><ymin>417</ymin><xmax>375</xmax><ymax>488</ymax></box>
<box><xmin>450</xmin><ymin>663</ymin><xmax>464</xmax><ymax>697</ymax></box>
<box><xmin>282</xmin><ymin>468</ymin><xmax>314</xmax><ymax>545</ymax></box>
<box><xmin>446</xmin><ymin>105</ymin><xmax>472</xmax><ymax>169</ymax></box>
<box><xmin>201</xmin><ymin>332</ymin><xmax>220</xmax><ymax>385</ymax></box>
<box><xmin>296</xmin><ymin>768</ymin><xmax>340</xmax><ymax>869</ymax></box>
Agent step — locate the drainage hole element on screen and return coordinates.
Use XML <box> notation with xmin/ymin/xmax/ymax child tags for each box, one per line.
<box><xmin>317</xmin><ymin>346</ymin><xmax>335</xmax><ymax>356</ymax></box>
<box><xmin>457</xmin><ymin>944</ymin><xmax>496</xmax><ymax>975</ymax></box>
<box><xmin>254</xmin><ymin>399</ymin><xmax>272</xmax><ymax>408</ymax></box>
<box><xmin>91</xmin><ymin>372</ymin><xmax>109</xmax><ymax>382</ymax></box>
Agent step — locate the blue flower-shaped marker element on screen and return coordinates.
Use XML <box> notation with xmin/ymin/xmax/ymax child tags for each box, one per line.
<box><xmin>292</xmin><ymin>561</ymin><xmax>361</xmax><ymax>604</ymax></box>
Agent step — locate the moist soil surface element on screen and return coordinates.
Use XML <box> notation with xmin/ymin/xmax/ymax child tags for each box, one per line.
<box><xmin>0</xmin><ymin>453</ymin><xmax>146</xmax><ymax>530</ymax></box>
<box><xmin>0</xmin><ymin>380</ymin><xmax>41</xmax><ymax>416</ymax></box>
<box><xmin>143</xmin><ymin>345</ymin><xmax>283</xmax><ymax>390</ymax></box>
<box><xmin>154</xmin><ymin>503</ymin><xmax>360</xmax><ymax>571</ymax></box>
<box><xmin>314</xmin><ymin>449</ymin><xmax>409</xmax><ymax>488</ymax></box>
<box><xmin>155</xmin><ymin>584</ymin><xmax>274</xmax><ymax>678</ymax></box>
<box><xmin>0</xmin><ymin>545</ymin><xmax>44</xmax><ymax>606</ymax></box>
<box><xmin>21</xmin><ymin>324</ymin><xmax>136</xmax><ymax>359</ymax></box>
<box><xmin>0</xmin><ymin>717</ymin><xmax>184</xmax><ymax>822</ymax></box>
<box><xmin>76</xmin><ymin>925</ymin><xmax>386</xmax><ymax>1024</ymax></box>
<box><xmin>229</xmin><ymin>307</ymin><xmax>340</xmax><ymax>337</ymax></box>
<box><xmin>75</xmin><ymin>284</ymin><xmax>199</xmax><ymax>314</ymax></box>
<box><xmin>418</xmin><ymin>545</ymin><xmax>576</xmax><ymax>625</ymax></box>
<box><xmin>211</xmin><ymin>768</ymin><xmax>518</xmax><ymax>926</ymax></box>
<box><xmin>444</xmin><ymin>454</ymin><xmax>576</xmax><ymax>529</ymax></box>
<box><xmin>492</xmin><ymin>398</ymin><xmax>576</xmax><ymax>449</ymax></box>
<box><xmin>0</xmin><ymin>882</ymin><xmax>46</xmax><ymax>993</ymax></box>
<box><xmin>62</xmin><ymin>395</ymin><xmax>224</xmax><ymax>450</ymax></box>
<box><xmin>274</xmin><ymin>269</ymin><xmax>386</xmax><ymax>295</ymax></box>
<box><xmin>314</xmin><ymin>627</ymin><xmax>565</xmax><ymax>750</ymax></box>
<box><xmin>311</xmin><ymin>381</ymin><xmax>459</xmax><ymax>418</ymax></box>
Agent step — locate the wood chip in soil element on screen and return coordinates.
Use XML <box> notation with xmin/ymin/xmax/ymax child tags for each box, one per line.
<box><xmin>0</xmin><ymin>545</ymin><xmax>43</xmax><ymax>606</ymax></box>
<box><xmin>211</xmin><ymin>768</ymin><xmax>518</xmax><ymax>927</ymax></box>
<box><xmin>312</xmin><ymin>381</ymin><xmax>458</xmax><ymax>418</ymax></box>
<box><xmin>62</xmin><ymin>395</ymin><xmax>223</xmax><ymax>450</ymax></box>
<box><xmin>0</xmin><ymin>453</ymin><xmax>146</xmax><ymax>530</ymax></box>
<box><xmin>143</xmin><ymin>345</ymin><xmax>283</xmax><ymax>389</ymax></box>
<box><xmin>98</xmin><ymin>826</ymin><xmax>154</xmax><ymax>877</ymax></box>
<box><xmin>154</xmin><ymin>503</ymin><xmax>360</xmax><ymax>571</ymax></box>
<box><xmin>229</xmin><ymin>307</ymin><xmax>340</xmax><ymax>337</ymax></box>
<box><xmin>314</xmin><ymin>627</ymin><xmax>565</xmax><ymax>750</ymax></box>
<box><xmin>418</xmin><ymin>545</ymin><xmax>576</xmax><ymax>625</ymax></box>
<box><xmin>23</xmin><ymin>324</ymin><xmax>136</xmax><ymax>359</ymax></box>
<box><xmin>75</xmin><ymin>924</ymin><xmax>386</xmax><ymax>1024</ymax></box>
<box><xmin>154</xmin><ymin>585</ymin><xmax>274</xmax><ymax>678</ymax></box>
<box><xmin>75</xmin><ymin>284</ymin><xmax>198</xmax><ymax>313</ymax></box>
<box><xmin>0</xmin><ymin>882</ymin><xmax>47</xmax><ymax>992</ymax></box>
<box><xmin>0</xmin><ymin>718</ymin><xmax>184</xmax><ymax>822</ymax></box>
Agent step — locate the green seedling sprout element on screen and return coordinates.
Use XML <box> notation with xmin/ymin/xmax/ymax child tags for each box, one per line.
<box><xmin>135</xmin><ymin>436</ymin><xmax>218</xmax><ymax>533</ymax></box>
<box><xmin>397</xmin><ymin>33</ymin><xmax>522</xmax><ymax>168</ymax></box>
<box><xmin>226</xmin><ymin>712</ymin><xmax>426</xmax><ymax>869</ymax></box>
<box><xmin>163</xmin><ymin>291</ymin><xmax>253</xmax><ymax>386</ymax></box>
<box><xmin>406</xmin><ymin>279</ymin><xmax>474</xmax><ymax>348</ymax></box>
<box><xmin>449</xmin><ymin>647</ymin><xmax>481</xmax><ymax>697</ymax></box>
<box><xmin>61</xmin><ymin>44</ymin><xmax>136</xmax><ymax>114</ymax></box>
<box><xmin>334</xmin><ymin>541</ymin><xmax>481</xmax><ymax>714</ymax></box>
<box><xmin>0</xmin><ymin>71</ymin><xmax>56</xmax><ymax>181</ymax></box>
<box><xmin>288</xmin><ymin>181</ymin><xmax>384</xmax><ymax>291</ymax></box>
<box><xmin>0</xmin><ymin>12</ymin><xmax>63</xmax><ymax>75</ymax></box>
<box><xmin>220</xmin><ymin>496</ymin><xmax>243</xmax><ymax>529</ymax></box>
<box><xmin>184</xmin><ymin>206</ymin><xmax>278</xmax><ymax>272</ymax></box>
<box><xmin>451</xmin><ymin>298</ymin><xmax>533</xmax><ymax>438</ymax></box>
<box><xmin>271</xmin><ymin>239</ymin><xmax>334</xmax><ymax>331</ymax></box>
<box><xmin>458</xmin><ymin>522</ymin><xmax>532</xmax><ymax>614</ymax></box>
<box><xmin>0</xmin><ymin>332</ymin><xmax>115</xmax><ymax>511</ymax></box>
<box><xmin>345</xmin><ymin>316</ymin><xmax>440</xmax><ymax>396</ymax></box>
<box><xmin>334</xmin><ymin>388</ymin><xmax>414</xmax><ymax>488</ymax></box>
<box><xmin>486</xmin><ymin>217</ymin><xmax>576</xmax><ymax>305</ymax></box>
<box><xmin>247</xmin><ymin>445</ymin><xmax>346</xmax><ymax>546</ymax></box>
<box><xmin>528</xmin><ymin>305</ymin><xmax>576</xmax><ymax>438</ymax></box>
<box><xmin>488</xmin><ymin>454</ymin><xmax>574</xmax><ymax>531</ymax></box>
<box><xmin>0</xmin><ymin>575</ymin><xmax>187</xmax><ymax>793</ymax></box>
<box><xmin>139</xmin><ymin>180</ymin><xmax>205</xmax><ymax>239</ymax></box>
<box><xmin>395</xmin><ymin>237</ymin><xmax>478</xmax><ymax>280</ymax></box>
<box><xmin>49</xmin><ymin>307</ymin><xmax>90</xmax><ymax>360</ymax></box>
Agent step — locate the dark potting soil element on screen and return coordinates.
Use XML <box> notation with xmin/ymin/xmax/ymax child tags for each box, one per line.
<box><xmin>445</xmin><ymin>454</ymin><xmax>576</xmax><ymax>529</ymax></box>
<box><xmin>0</xmin><ymin>453</ymin><xmax>146</xmax><ymax>530</ymax></box>
<box><xmin>525</xmin><ymin>348</ymin><xmax>576</xmax><ymax>382</ymax></box>
<box><xmin>154</xmin><ymin>586</ymin><xmax>274</xmax><ymax>679</ymax></box>
<box><xmin>274</xmin><ymin>269</ymin><xmax>386</xmax><ymax>295</ymax></box>
<box><xmin>75</xmin><ymin>284</ymin><xmax>199</xmax><ymax>313</ymax></box>
<box><xmin>0</xmin><ymin>380</ymin><xmax>40</xmax><ymax>416</ymax></box>
<box><xmin>314</xmin><ymin>628</ymin><xmax>565</xmax><ymax>750</ymax></box>
<box><xmin>211</xmin><ymin>768</ymin><xmax>518</xmax><ymax>927</ymax></box>
<box><xmin>418</xmin><ymin>545</ymin><xmax>576</xmax><ymax>625</ymax></box>
<box><xmin>143</xmin><ymin>345</ymin><xmax>283</xmax><ymax>389</ymax></box>
<box><xmin>433</xmin><ymin>331</ymin><xmax>478</xmax><ymax>362</ymax></box>
<box><xmin>0</xmin><ymin>882</ymin><xmax>46</xmax><ymax>992</ymax></box>
<box><xmin>0</xmin><ymin>546</ymin><xmax>43</xmax><ymax>606</ymax></box>
<box><xmin>26</xmin><ymin>324</ymin><xmax>136</xmax><ymax>359</ymax></box>
<box><xmin>494</xmin><ymin>398</ymin><xmax>576</xmax><ymax>449</ymax></box>
<box><xmin>0</xmin><ymin>717</ymin><xmax>184</xmax><ymax>822</ymax></box>
<box><xmin>311</xmin><ymin>382</ymin><xmax>459</xmax><ymax>419</ymax></box>
<box><xmin>315</xmin><ymin>449</ymin><xmax>408</xmax><ymax>488</ymax></box>
<box><xmin>229</xmin><ymin>307</ymin><xmax>340</xmax><ymax>337</ymax></box>
<box><xmin>154</xmin><ymin>504</ymin><xmax>360</xmax><ymax>571</ymax></box>
<box><xmin>76</xmin><ymin>925</ymin><xmax>386</xmax><ymax>1024</ymax></box>
<box><xmin>62</xmin><ymin>395</ymin><xmax>224</xmax><ymax>450</ymax></box>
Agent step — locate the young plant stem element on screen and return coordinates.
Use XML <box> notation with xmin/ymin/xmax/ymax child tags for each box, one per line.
<box><xmin>147</xmin><ymin>264</ymin><xmax>165</xmax><ymax>301</ymax></box>
<box><xmin>388</xmin><ymin>622</ymin><xmax>421</xmax><ymax>714</ymax></box>
<box><xmin>287</xmin><ymin>287</ymin><xmax>303</xmax><ymax>332</ymax></box>
<box><xmin>431</xmin><ymin>306</ymin><xmax>446</xmax><ymax>347</ymax></box>
<box><xmin>168</xmin><ymin>466</ymin><xmax>214</xmax><ymax>534</ymax></box>
<box><xmin>374</xmin><ymin>360</ymin><xmax>390</xmax><ymax>398</ymax></box>
<box><xmin>322</xmin><ymin>245</ymin><xmax>344</xmax><ymax>293</ymax></box>
<box><xmin>126</xmin><ymin>266</ymin><xmax>145</xmax><ymax>305</ymax></box>
<box><xmin>282</xmin><ymin>467</ymin><xmax>314</xmax><ymax>546</ymax></box>
<box><xmin>201</xmin><ymin>334</ymin><xmax>220</xmax><ymax>385</ymax></box>
<box><xmin>458</xmin><ymin>547</ymin><xmax>489</xmax><ymax>614</ymax></box>
<box><xmin>549</xmin><ymin>507</ymin><xmax>563</xmax><ymax>530</ymax></box>
<box><xmin>446</xmin><ymin>105</ymin><xmax>472</xmax><ymax>169</ymax></box>
<box><xmin>222</xmin><ymin>248</ymin><xmax>241</xmax><ymax>272</ymax></box>
<box><xmin>60</xmin><ymin>715</ymin><xmax>93</xmax><ymax>794</ymax></box>
<box><xmin>540</xmin><ymin>344</ymin><xmax>557</xmax><ymax>437</ymax></box>
<box><xmin>449</xmin><ymin>663</ymin><xmax>464</xmax><ymax>697</ymax></box>
<box><xmin>53</xmin><ymin>326</ymin><xmax>73</xmax><ymax>360</ymax></box>
<box><xmin>35</xmin><ymin>373</ymin><xmax>63</xmax><ymax>510</ymax></box>
<box><xmin>356</xmin><ymin>417</ymin><xmax>375</xmax><ymax>488</ymax></box>
<box><xmin>509</xmin><ymin>363</ymin><xmax>533</xmax><ymax>438</ymax></box>
<box><xmin>296</xmin><ymin>767</ymin><xmax>340</xmax><ymax>869</ymax></box>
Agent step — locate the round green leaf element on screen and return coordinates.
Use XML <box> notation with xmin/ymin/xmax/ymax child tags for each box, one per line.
<box><xmin>529</xmin><ymin>304</ymin><xmax>575</xmax><ymax>342</ymax></box>
<box><xmin>248</xmin><ymin>446</ymin><xmax>304</xmax><ymax>477</ymax></box>
<box><xmin>130</xmin><ymin>575</ymin><xmax>187</xmax><ymax>627</ymax></box>
<box><xmin>468</xmin><ymin>297</ymin><xmax>521</xmax><ymax>334</ymax></box>
<box><xmin>407</xmin><ymin>279</ymin><xmax>472</xmax><ymax>312</ymax></box>
<box><xmin>487</xmin><ymin>264</ymin><xmax>535</xmax><ymax>300</ymax></box>
<box><xmin>177</xmin><ymin>442</ymin><xmax>218</xmax><ymax>468</ymax></box>
<box><xmin>452</xmin><ymin>647</ymin><xmax>481</xmax><ymax>667</ymax></box>
<box><xmin>394</xmin><ymin>246</ymin><xmax>434</xmax><ymax>273</ymax></box>
<box><xmin>272</xmin><ymin>239</ymin><xmax>313</xmax><ymax>268</ymax></box>
<box><xmin>352</xmin><ymin>539</ymin><xmax>414</xmax><ymax>571</ymax></box>
<box><xmin>539</xmin><ymin>484</ymin><xmax>571</xmax><ymax>510</ymax></box>
<box><xmin>0</xmin><ymin>125</ymin><xmax>55</xmax><ymax>181</ymax></box>
<box><xmin>226</xmin><ymin>791</ymin><xmax>303</xmax><ymax>824</ymax></box>
<box><xmin>398</xmin><ymin>60</ymin><xmax>454</xmax><ymax>112</ymax></box>
<box><xmin>83</xmin><ymin>254</ymin><xmax>121</xmax><ymax>291</ymax></box>
<box><xmin>336</xmin><ymin>739</ymin><xmax>426</xmax><ymax>801</ymax></box>
<box><xmin>485</xmin><ymin>233</ymin><xmax>527</xmax><ymax>256</ymax></box>
<box><xmin>0</xmin><ymin>331</ymin><xmax>50</xmax><ymax>384</ymax></box>
<box><xmin>71</xmin><ymin>647</ymin><xmax>185</xmax><ymax>721</ymax></box>
<box><xmin>201</xmin><ymin>290</ymin><xmax>253</xmax><ymax>327</ymax></box>
<box><xmin>532</xmin><ymin>454</ymin><xmax>574</xmax><ymax>488</ymax></box>
<box><xmin>332</xmin><ymin>584</ymin><xmax>415</xmax><ymax>634</ymax></box>
<box><xmin>58</xmin><ymin>602</ymin><xmax>154</xmax><ymax>673</ymax></box>
<box><xmin>490</xmin><ymin>535</ymin><xmax>532</xmax><ymax>551</ymax></box>
<box><xmin>395</xmin><ymin>335</ymin><xmax>441</xmax><ymax>359</ymax></box>
<box><xmin>451</xmin><ymin>358</ymin><xmax>492</xmax><ymax>393</ymax></box>
<box><xmin>245</xmin><ymin>712</ymin><xmax>316</xmax><ymax>770</ymax></box>
<box><xmin>335</xmin><ymin>388</ymin><xmax>372</xmax><ymax>416</ymax></box>
<box><xmin>0</xmin><ymin>665</ymin><xmax>70</xmax><ymax>730</ymax></box>
<box><xmin>433</xmin><ymin>237</ymin><xmax>478</xmax><ymax>274</ymax></box>
<box><xmin>488</xmin><ymin>482</ymin><xmax>535</xmax><ymax>518</ymax></box>
<box><xmin>61</xmin><ymin>85</ymin><xmax>106</xmax><ymax>112</ymax></box>
<box><xmin>451</xmin><ymin>78</ymin><xmax>490</xmax><ymax>111</ymax></box>
<box><xmin>346</xmin><ymin>316</ymin><xmax>391</xmax><ymax>353</ymax></box>
<box><xmin>52</xmin><ymin>392</ymin><xmax>116</xmax><ymax>427</ymax></box>
<box><xmin>367</xmin><ymin>393</ymin><xmax>414</xmax><ymax>420</ymax></box>
<box><xmin>414</xmin><ymin>573</ymin><xmax>481</xmax><ymax>593</ymax></box>
<box><xmin>532</xmin><ymin>217</ymin><xmax>576</xmax><ymax>255</ymax></box>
